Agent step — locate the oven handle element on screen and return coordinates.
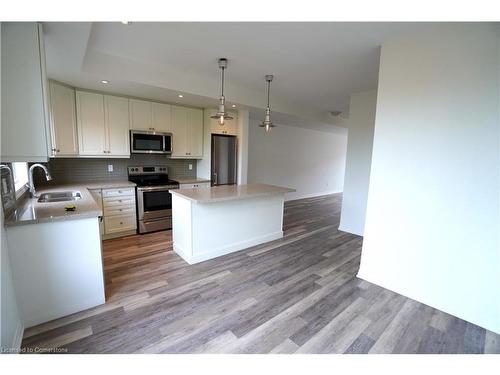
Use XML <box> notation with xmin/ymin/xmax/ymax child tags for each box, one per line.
<box><xmin>137</xmin><ymin>186</ymin><xmax>175</xmax><ymax>192</ymax></box>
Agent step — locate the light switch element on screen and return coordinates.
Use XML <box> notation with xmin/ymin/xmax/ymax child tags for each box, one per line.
<box><xmin>188</xmin><ymin>164</ymin><xmax>193</xmax><ymax>170</ymax></box>
<box><xmin>108</xmin><ymin>164</ymin><xmax>113</xmax><ymax>172</ymax></box>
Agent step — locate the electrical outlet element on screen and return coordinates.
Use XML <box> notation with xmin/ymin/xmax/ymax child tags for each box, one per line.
<box><xmin>188</xmin><ymin>164</ymin><xmax>193</xmax><ymax>170</ymax></box>
<box><xmin>108</xmin><ymin>164</ymin><xmax>113</xmax><ymax>172</ymax></box>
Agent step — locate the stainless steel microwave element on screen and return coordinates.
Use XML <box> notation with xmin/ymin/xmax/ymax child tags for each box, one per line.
<box><xmin>130</xmin><ymin>130</ymin><xmax>172</xmax><ymax>154</ymax></box>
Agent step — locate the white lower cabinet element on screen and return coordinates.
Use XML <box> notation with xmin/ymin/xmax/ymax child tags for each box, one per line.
<box><xmin>104</xmin><ymin>215</ymin><xmax>136</xmax><ymax>234</ymax></box>
<box><xmin>179</xmin><ymin>182</ymin><xmax>211</xmax><ymax>189</ymax></box>
<box><xmin>90</xmin><ymin>187</ymin><xmax>137</xmax><ymax>238</ymax></box>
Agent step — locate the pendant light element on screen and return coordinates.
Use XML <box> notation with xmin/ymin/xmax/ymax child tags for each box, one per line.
<box><xmin>211</xmin><ymin>58</ymin><xmax>233</xmax><ymax>126</ymax></box>
<box><xmin>259</xmin><ymin>75</ymin><xmax>276</xmax><ymax>132</ymax></box>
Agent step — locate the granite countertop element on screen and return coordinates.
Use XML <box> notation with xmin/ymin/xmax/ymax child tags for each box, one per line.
<box><xmin>173</xmin><ymin>177</ymin><xmax>212</xmax><ymax>184</ymax></box>
<box><xmin>4</xmin><ymin>180</ymin><xmax>136</xmax><ymax>227</ymax></box>
<box><xmin>170</xmin><ymin>183</ymin><xmax>295</xmax><ymax>204</ymax></box>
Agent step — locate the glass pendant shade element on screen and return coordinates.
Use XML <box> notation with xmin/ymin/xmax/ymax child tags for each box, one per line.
<box><xmin>211</xmin><ymin>58</ymin><xmax>233</xmax><ymax>126</ymax></box>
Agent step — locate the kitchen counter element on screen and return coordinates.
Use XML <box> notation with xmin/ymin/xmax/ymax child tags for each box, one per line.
<box><xmin>172</xmin><ymin>183</ymin><xmax>294</xmax><ymax>264</ymax></box>
<box><xmin>170</xmin><ymin>183</ymin><xmax>295</xmax><ymax>204</ymax></box>
<box><xmin>4</xmin><ymin>180</ymin><xmax>135</xmax><ymax>227</ymax></box>
<box><xmin>173</xmin><ymin>177</ymin><xmax>212</xmax><ymax>185</ymax></box>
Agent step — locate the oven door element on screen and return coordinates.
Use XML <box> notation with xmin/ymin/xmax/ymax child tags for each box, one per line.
<box><xmin>137</xmin><ymin>187</ymin><xmax>172</xmax><ymax>221</ymax></box>
<box><xmin>131</xmin><ymin>131</ymin><xmax>167</xmax><ymax>154</ymax></box>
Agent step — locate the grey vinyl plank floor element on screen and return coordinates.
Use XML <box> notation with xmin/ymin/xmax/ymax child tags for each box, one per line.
<box><xmin>21</xmin><ymin>193</ymin><xmax>500</xmax><ymax>354</ymax></box>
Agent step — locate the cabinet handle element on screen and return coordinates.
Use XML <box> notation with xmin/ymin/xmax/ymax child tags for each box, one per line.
<box><xmin>120</xmin><ymin>222</ymin><xmax>123</xmax><ymax>225</ymax></box>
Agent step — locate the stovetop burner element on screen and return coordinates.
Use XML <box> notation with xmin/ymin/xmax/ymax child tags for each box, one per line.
<box><xmin>127</xmin><ymin>166</ymin><xmax>179</xmax><ymax>188</ymax></box>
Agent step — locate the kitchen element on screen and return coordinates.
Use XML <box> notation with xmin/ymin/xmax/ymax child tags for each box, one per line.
<box><xmin>3</xmin><ymin>19</ymin><xmax>499</xmax><ymax>358</ymax></box>
<box><xmin>1</xmin><ymin>23</ymin><xmax>293</xmax><ymax>331</ymax></box>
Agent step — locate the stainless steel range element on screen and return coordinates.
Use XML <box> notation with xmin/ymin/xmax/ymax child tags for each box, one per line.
<box><xmin>128</xmin><ymin>166</ymin><xmax>179</xmax><ymax>234</ymax></box>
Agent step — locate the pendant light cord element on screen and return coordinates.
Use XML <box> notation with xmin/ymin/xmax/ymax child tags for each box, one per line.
<box><xmin>267</xmin><ymin>79</ymin><xmax>271</xmax><ymax>108</ymax></box>
<box><xmin>221</xmin><ymin>66</ymin><xmax>225</xmax><ymax>97</ymax></box>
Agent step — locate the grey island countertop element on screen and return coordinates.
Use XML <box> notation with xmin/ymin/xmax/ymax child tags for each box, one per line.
<box><xmin>170</xmin><ymin>183</ymin><xmax>295</xmax><ymax>204</ymax></box>
<box><xmin>4</xmin><ymin>180</ymin><xmax>135</xmax><ymax>227</ymax></box>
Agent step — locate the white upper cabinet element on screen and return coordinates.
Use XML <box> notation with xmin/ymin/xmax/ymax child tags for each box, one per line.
<box><xmin>1</xmin><ymin>23</ymin><xmax>50</xmax><ymax>162</ymax></box>
<box><xmin>188</xmin><ymin>108</ymin><xmax>203</xmax><ymax>158</ymax></box>
<box><xmin>152</xmin><ymin>102</ymin><xmax>172</xmax><ymax>132</ymax></box>
<box><xmin>104</xmin><ymin>95</ymin><xmax>130</xmax><ymax>156</ymax></box>
<box><xmin>171</xmin><ymin>105</ymin><xmax>189</xmax><ymax>158</ymax></box>
<box><xmin>77</xmin><ymin>91</ymin><xmax>131</xmax><ymax>158</ymax></box>
<box><xmin>209</xmin><ymin>110</ymin><xmax>238</xmax><ymax>136</ymax></box>
<box><xmin>76</xmin><ymin>91</ymin><xmax>107</xmax><ymax>156</ymax></box>
<box><xmin>129</xmin><ymin>99</ymin><xmax>153</xmax><ymax>131</ymax></box>
<box><xmin>171</xmin><ymin>105</ymin><xmax>203</xmax><ymax>159</ymax></box>
<box><xmin>48</xmin><ymin>81</ymin><xmax>78</xmax><ymax>157</ymax></box>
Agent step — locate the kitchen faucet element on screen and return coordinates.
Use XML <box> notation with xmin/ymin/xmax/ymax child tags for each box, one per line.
<box><xmin>28</xmin><ymin>164</ymin><xmax>52</xmax><ymax>198</ymax></box>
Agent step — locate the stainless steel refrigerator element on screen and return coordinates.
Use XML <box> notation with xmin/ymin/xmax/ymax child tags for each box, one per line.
<box><xmin>211</xmin><ymin>134</ymin><xmax>237</xmax><ymax>186</ymax></box>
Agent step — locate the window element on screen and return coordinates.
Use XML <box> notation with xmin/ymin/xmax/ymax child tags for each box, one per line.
<box><xmin>12</xmin><ymin>162</ymin><xmax>29</xmax><ymax>196</ymax></box>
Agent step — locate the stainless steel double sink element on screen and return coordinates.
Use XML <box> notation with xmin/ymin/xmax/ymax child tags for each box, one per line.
<box><xmin>37</xmin><ymin>191</ymin><xmax>82</xmax><ymax>203</ymax></box>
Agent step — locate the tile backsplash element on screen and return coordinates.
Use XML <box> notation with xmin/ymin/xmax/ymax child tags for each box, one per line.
<box><xmin>33</xmin><ymin>155</ymin><xmax>197</xmax><ymax>186</ymax></box>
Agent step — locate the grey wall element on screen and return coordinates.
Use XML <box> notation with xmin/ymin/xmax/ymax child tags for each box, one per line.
<box><xmin>339</xmin><ymin>90</ymin><xmax>377</xmax><ymax>236</ymax></box>
<box><xmin>248</xmin><ymin>120</ymin><xmax>348</xmax><ymax>201</ymax></box>
<box><xmin>34</xmin><ymin>155</ymin><xmax>197</xmax><ymax>186</ymax></box>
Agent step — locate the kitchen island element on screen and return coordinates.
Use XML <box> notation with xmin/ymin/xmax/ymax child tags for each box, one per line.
<box><xmin>171</xmin><ymin>183</ymin><xmax>295</xmax><ymax>264</ymax></box>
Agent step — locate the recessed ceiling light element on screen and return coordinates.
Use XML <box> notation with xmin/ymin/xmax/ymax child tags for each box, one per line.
<box><xmin>178</xmin><ymin>94</ymin><xmax>184</xmax><ymax>98</ymax></box>
<box><xmin>231</xmin><ymin>104</ymin><xmax>236</xmax><ymax>108</ymax></box>
<box><xmin>101</xmin><ymin>80</ymin><xmax>109</xmax><ymax>84</ymax></box>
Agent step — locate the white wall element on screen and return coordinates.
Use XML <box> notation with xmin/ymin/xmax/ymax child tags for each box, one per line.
<box><xmin>1</xmin><ymin>206</ymin><xmax>23</xmax><ymax>352</ymax></box>
<box><xmin>359</xmin><ymin>24</ymin><xmax>500</xmax><ymax>333</ymax></box>
<box><xmin>339</xmin><ymin>90</ymin><xmax>377</xmax><ymax>236</ymax></box>
<box><xmin>247</xmin><ymin>120</ymin><xmax>347</xmax><ymax>201</ymax></box>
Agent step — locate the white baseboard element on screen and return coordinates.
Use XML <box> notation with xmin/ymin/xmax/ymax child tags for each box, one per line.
<box><xmin>338</xmin><ymin>224</ymin><xmax>363</xmax><ymax>236</ymax></box>
<box><xmin>175</xmin><ymin>231</ymin><xmax>283</xmax><ymax>265</ymax></box>
<box><xmin>285</xmin><ymin>190</ymin><xmax>343</xmax><ymax>201</ymax></box>
<box><xmin>11</xmin><ymin>322</ymin><xmax>24</xmax><ymax>353</ymax></box>
<box><xmin>357</xmin><ymin>270</ymin><xmax>500</xmax><ymax>335</ymax></box>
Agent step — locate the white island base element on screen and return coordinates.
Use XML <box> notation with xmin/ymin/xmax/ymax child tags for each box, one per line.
<box><xmin>171</xmin><ymin>184</ymin><xmax>294</xmax><ymax>264</ymax></box>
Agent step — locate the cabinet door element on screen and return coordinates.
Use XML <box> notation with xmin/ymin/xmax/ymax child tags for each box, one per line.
<box><xmin>105</xmin><ymin>95</ymin><xmax>130</xmax><ymax>156</ymax></box>
<box><xmin>188</xmin><ymin>108</ymin><xmax>203</xmax><ymax>158</ymax></box>
<box><xmin>129</xmin><ymin>99</ymin><xmax>152</xmax><ymax>131</ymax></box>
<box><xmin>152</xmin><ymin>102</ymin><xmax>172</xmax><ymax>132</ymax></box>
<box><xmin>49</xmin><ymin>81</ymin><xmax>78</xmax><ymax>157</ymax></box>
<box><xmin>171</xmin><ymin>105</ymin><xmax>189</xmax><ymax>158</ymax></box>
<box><xmin>76</xmin><ymin>91</ymin><xmax>107</xmax><ymax>156</ymax></box>
<box><xmin>1</xmin><ymin>23</ymin><xmax>49</xmax><ymax>162</ymax></box>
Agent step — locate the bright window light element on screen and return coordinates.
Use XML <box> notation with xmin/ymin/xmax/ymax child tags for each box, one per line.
<box><xmin>12</xmin><ymin>162</ymin><xmax>28</xmax><ymax>195</ymax></box>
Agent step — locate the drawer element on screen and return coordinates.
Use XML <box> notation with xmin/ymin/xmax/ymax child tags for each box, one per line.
<box><xmin>104</xmin><ymin>214</ymin><xmax>136</xmax><ymax>234</ymax></box>
<box><xmin>102</xmin><ymin>187</ymin><xmax>135</xmax><ymax>198</ymax></box>
<box><xmin>180</xmin><ymin>182</ymin><xmax>211</xmax><ymax>189</ymax></box>
<box><xmin>103</xmin><ymin>196</ymin><xmax>136</xmax><ymax>208</ymax></box>
<box><xmin>103</xmin><ymin>206</ymin><xmax>136</xmax><ymax>217</ymax></box>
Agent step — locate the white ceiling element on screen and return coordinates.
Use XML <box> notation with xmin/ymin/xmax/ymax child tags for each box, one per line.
<box><xmin>42</xmin><ymin>22</ymin><xmax>438</xmax><ymax>132</ymax></box>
